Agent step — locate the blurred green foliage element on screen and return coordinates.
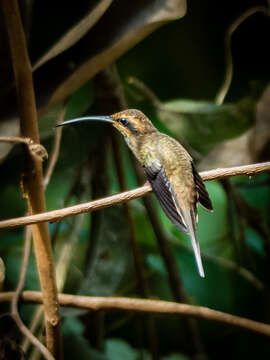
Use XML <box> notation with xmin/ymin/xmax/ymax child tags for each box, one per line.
<box><xmin>1</xmin><ymin>1</ymin><xmax>270</xmax><ymax>359</ymax></box>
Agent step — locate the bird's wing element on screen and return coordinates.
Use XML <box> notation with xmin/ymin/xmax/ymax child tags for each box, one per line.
<box><xmin>144</xmin><ymin>164</ymin><xmax>188</xmax><ymax>233</ymax></box>
<box><xmin>145</xmin><ymin>163</ymin><xmax>205</xmax><ymax>277</ymax></box>
<box><xmin>192</xmin><ymin>164</ymin><xmax>213</xmax><ymax>212</ymax></box>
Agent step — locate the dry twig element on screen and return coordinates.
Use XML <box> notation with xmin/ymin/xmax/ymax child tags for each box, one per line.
<box><xmin>0</xmin><ymin>162</ymin><xmax>269</xmax><ymax>230</ymax></box>
<box><xmin>43</xmin><ymin>107</ymin><xmax>65</xmax><ymax>188</ymax></box>
<box><xmin>0</xmin><ymin>136</ymin><xmax>48</xmax><ymax>161</ymax></box>
<box><xmin>1</xmin><ymin>292</ymin><xmax>270</xmax><ymax>337</ymax></box>
<box><xmin>10</xmin><ymin>228</ymin><xmax>54</xmax><ymax>360</ymax></box>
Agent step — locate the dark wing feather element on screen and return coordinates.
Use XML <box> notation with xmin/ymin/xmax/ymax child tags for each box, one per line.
<box><xmin>144</xmin><ymin>164</ymin><xmax>188</xmax><ymax>233</ymax></box>
<box><xmin>192</xmin><ymin>164</ymin><xmax>213</xmax><ymax>212</ymax></box>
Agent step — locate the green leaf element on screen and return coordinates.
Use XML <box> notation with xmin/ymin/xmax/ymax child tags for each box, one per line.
<box><xmin>47</xmin><ymin>0</ymin><xmax>187</xmax><ymax>107</ymax></box>
<box><xmin>3</xmin><ymin>247</ymin><xmax>39</xmax><ymax>291</ymax></box>
<box><xmin>79</xmin><ymin>206</ymin><xmax>133</xmax><ymax>296</ymax></box>
<box><xmin>33</xmin><ymin>0</ymin><xmax>113</xmax><ymax>70</ymax></box>
<box><xmin>63</xmin><ymin>317</ymin><xmax>108</xmax><ymax>360</ymax></box>
<box><xmin>104</xmin><ymin>339</ymin><xmax>138</xmax><ymax>360</ymax></box>
<box><xmin>65</xmin><ymin>80</ymin><xmax>94</xmax><ymax>120</ymax></box>
<box><xmin>197</xmin><ymin>181</ymin><xmax>228</xmax><ymax>250</ymax></box>
<box><xmin>157</xmin><ymin>97</ymin><xmax>255</xmax><ymax>153</ymax></box>
<box><xmin>245</xmin><ymin>227</ymin><xmax>265</xmax><ymax>257</ymax></box>
<box><xmin>38</xmin><ymin>80</ymin><xmax>94</xmax><ymax>136</ymax></box>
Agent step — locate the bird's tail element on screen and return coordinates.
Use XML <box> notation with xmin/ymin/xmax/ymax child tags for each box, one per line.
<box><xmin>183</xmin><ymin>208</ymin><xmax>205</xmax><ymax>278</ymax></box>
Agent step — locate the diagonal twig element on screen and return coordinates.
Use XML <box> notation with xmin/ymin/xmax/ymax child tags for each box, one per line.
<box><xmin>0</xmin><ymin>162</ymin><xmax>269</xmax><ymax>230</ymax></box>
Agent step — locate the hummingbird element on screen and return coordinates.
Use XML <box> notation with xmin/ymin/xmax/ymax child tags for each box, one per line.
<box><xmin>58</xmin><ymin>109</ymin><xmax>213</xmax><ymax>277</ymax></box>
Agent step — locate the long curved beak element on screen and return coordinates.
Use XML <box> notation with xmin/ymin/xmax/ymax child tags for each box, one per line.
<box><xmin>56</xmin><ymin>116</ymin><xmax>114</xmax><ymax>127</ymax></box>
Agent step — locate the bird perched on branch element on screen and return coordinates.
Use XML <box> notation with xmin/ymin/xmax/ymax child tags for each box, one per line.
<box><xmin>58</xmin><ymin>109</ymin><xmax>213</xmax><ymax>277</ymax></box>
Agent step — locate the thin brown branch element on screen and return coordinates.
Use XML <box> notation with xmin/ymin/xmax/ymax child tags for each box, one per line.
<box><xmin>11</xmin><ymin>227</ymin><xmax>31</xmax><ymax>320</ymax></box>
<box><xmin>10</xmin><ymin>228</ymin><xmax>54</xmax><ymax>360</ymax></box>
<box><xmin>1</xmin><ymin>0</ymin><xmax>62</xmax><ymax>357</ymax></box>
<box><xmin>0</xmin><ymin>136</ymin><xmax>48</xmax><ymax>161</ymax></box>
<box><xmin>199</xmin><ymin>162</ymin><xmax>270</xmax><ymax>180</ymax></box>
<box><xmin>12</xmin><ymin>312</ymin><xmax>54</xmax><ymax>360</ymax></box>
<box><xmin>215</xmin><ymin>6</ymin><xmax>269</xmax><ymax>105</ymax></box>
<box><xmin>1</xmin><ymin>292</ymin><xmax>270</xmax><ymax>337</ymax></box>
<box><xmin>0</xmin><ymin>162</ymin><xmax>269</xmax><ymax>230</ymax></box>
<box><xmin>43</xmin><ymin>107</ymin><xmax>65</xmax><ymax>188</ymax></box>
<box><xmin>22</xmin><ymin>306</ymin><xmax>44</xmax><ymax>354</ymax></box>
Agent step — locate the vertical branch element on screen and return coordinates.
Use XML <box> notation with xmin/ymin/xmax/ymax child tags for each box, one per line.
<box><xmin>1</xmin><ymin>0</ymin><xmax>62</xmax><ymax>358</ymax></box>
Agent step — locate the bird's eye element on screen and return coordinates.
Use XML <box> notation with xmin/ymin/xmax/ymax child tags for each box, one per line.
<box><xmin>118</xmin><ymin>118</ymin><xmax>129</xmax><ymax>126</ymax></box>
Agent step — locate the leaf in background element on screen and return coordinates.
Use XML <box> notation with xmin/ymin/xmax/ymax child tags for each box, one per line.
<box><xmin>198</xmin><ymin>84</ymin><xmax>270</xmax><ymax>170</ymax></box>
<box><xmin>38</xmin><ymin>80</ymin><xmax>93</xmax><ymax>136</ymax></box>
<box><xmin>79</xmin><ymin>206</ymin><xmax>133</xmax><ymax>296</ymax></box>
<box><xmin>197</xmin><ymin>130</ymin><xmax>253</xmax><ymax>170</ymax></box>
<box><xmin>126</xmin><ymin>78</ymin><xmax>255</xmax><ymax>155</ymax></box>
<box><xmin>47</xmin><ymin>0</ymin><xmax>186</xmax><ymax>108</ymax></box>
<box><xmin>38</xmin><ymin>80</ymin><xmax>97</xmax><ymax>173</ymax></box>
<box><xmin>237</xmin><ymin>173</ymin><xmax>270</xmax><ymax>213</ymax></box>
<box><xmin>65</xmin><ymin>80</ymin><xmax>94</xmax><ymax>120</ymax></box>
<box><xmin>157</xmin><ymin>97</ymin><xmax>255</xmax><ymax>153</ymax></box>
<box><xmin>3</xmin><ymin>247</ymin><xmax>40</xmax><ymax>291</ymax></box>
<box><xmin>146</xmin><ymin>250</ymin><xmax>249</xmax><ymax>314</ymax></box>
<box><xmin>33</xmin><ymin>0</ymin><xmax>113</xmax><ymax>71</ymax></box>
<box><xmin>251</xmin><ymin>83</ymin><xmax>270</xmax><ymax>161</ymax></box>
<box><xmin>245</xmin><ymin>227</ymin><xmax>265</xmax><ymax>257</ymax></box>
<box><xmin>105</xmin><ymin>337</ymin><xmax>189</xmax><ymax>359</ymax></box>
<box><xmin>196</xmin><ymin>182</ymin><xmax>228</xmax><ymax>250</ymax></box>
<box><xmin>104</xmin><ymin>339</ymin><xmax>138</xmax><ymax>360</ymax></box>
<box><xmin>63</xmin><ymin>317</ymin><xmax>108</xmax><ymax>360</ymax></box>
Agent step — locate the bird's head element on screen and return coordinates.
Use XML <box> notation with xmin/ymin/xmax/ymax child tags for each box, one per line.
<box><xmin>57</xmin><ymin>109</ymin><xmax>157</xmax><ymax>140</ymax></box>
<box><xmin>111</xmin><ymin>109</ymin><xmax>156</xmax><ymax>138</ymax></box>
